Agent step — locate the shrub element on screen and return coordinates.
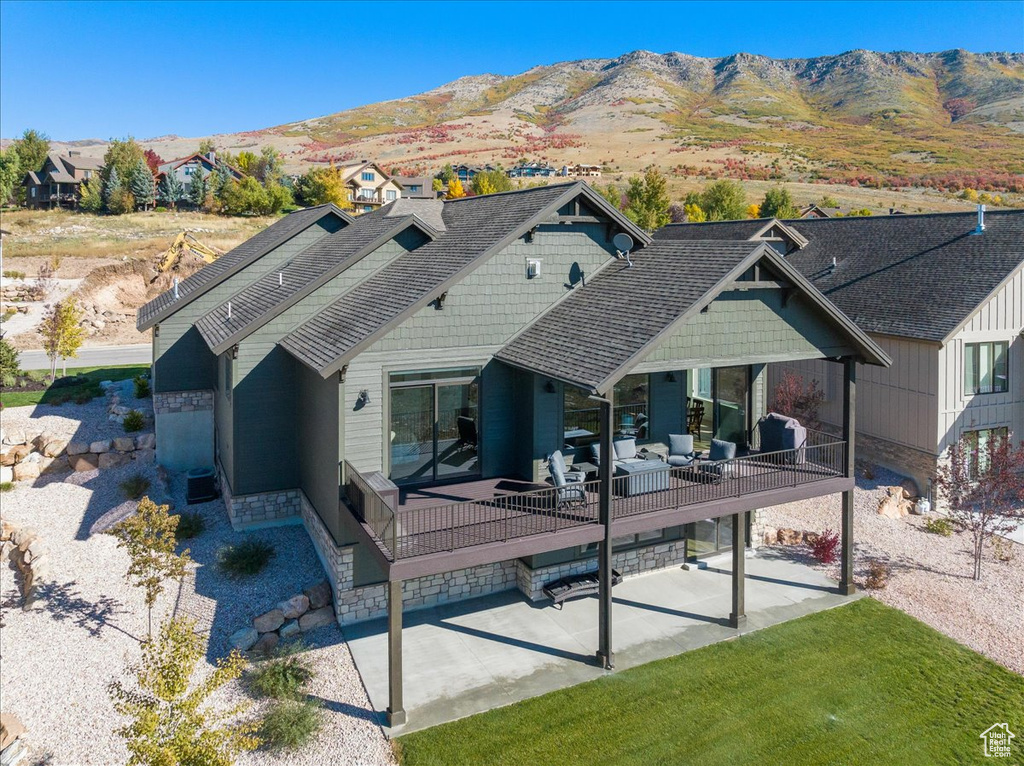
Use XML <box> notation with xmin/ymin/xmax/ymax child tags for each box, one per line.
<box><xmin>0</xmin><ymin>337</ymin><xmax>22</xmax><ymax>381</ymax></box>
<box><xmin>249</xmin><ymin>644</ymin><xmax>314</xmax><ymax>700</ymax></box>
<box><xmin>123</xmin><ymin>409</ymin><xmax>145</xmax><ymax>432</ymax></box>
<box><xmin>74</xmin><ymin>391</ymin><xmax>94</xmax><ymax>404</ymax></box>
<box><xmin>133</xmin><ymin>375</ymin><xmax>151</xmax><ymax>399</ymax></box>
<box><xmin>864</xmin><ymin>559</ymin><xmax>891</xmax><ymax>590</ymax></box>
<box><xmin>260</xmin><ymin>699</ymin><xmax>323</xmax><ymax>750</ymax></box>
<box><xmin>810</xmin><ymin>528</ymin><xmax>840</xmax><ymax>564</ymax></box>
<box><xmin>154</xmin><ymin>206</ymin><xmax>168</xmax><ymax>213</ymax></box>
<box><xmin>176</xmin><ymin>511</ymin><xmax>206</xmax><ymax>539</ymax></box>
<box><xmin>924</xmin><ymin>517</ymin><xmax>953</xmax><ymax>537</ymax></box>
<box><xmin>992</xmin><ymin>536</ymin><xmax>1015</xmax><ymax>563</ymax></box>
<box><xmin>218</xmin><ymin>539</ymin><xmax>275</xmax><ymax>577</ymax></box>
<box><xmin>2</xmin><ymin>270</ymin><xmax>26</xmax><ymax>279</ymax></box>
<box><xmin>0</xmin><ymin>482</ymin><xmax>14</xmax><ymax>492</ymax></box>
<box><xmin>120</xmin><ymin>473</ymin><xmax>151</xmax><ymax>500</ymax></box>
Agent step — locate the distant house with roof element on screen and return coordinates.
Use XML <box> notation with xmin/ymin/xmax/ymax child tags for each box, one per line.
<box><xmin>156</xmin><ymin>152</ymin><xmax>243</xmax><ymax>198</ymax></box>
<box><xmin>798</xmin><ymin>204</ymin><xmax>832</xmax><ymax>219</ymax></box>
<box><xmin>562</xmin><ymin>163</ymin><xmax>602</xmax><ymax>177</ymax></box>
<box><xmin>656</xmin><ymin>209</ymin><xmax>1024</xmax><ymax>493</ymax></box>
<box><xmin>450</xmin><ymin>164</ymin><xmax>497</xmax><ymax>184</ymax></box>
<box><xmin>331</xmin><ymin>160</ymin><xmax>402</xmax><ymax>213</ymax></box>
<box><xmin>507</xmin><ymin>162</ymin><xmax>558</xmax><ymax>178</ymax></box>
<box><xmin>23</xmin><ymin>152</ymin><xmax>103</xmax><ymax>209</ymax></box>
<box><xmin>393</xmin><ymin>176</ymin><xmax>435</xmax><ymax>200</ymax></box>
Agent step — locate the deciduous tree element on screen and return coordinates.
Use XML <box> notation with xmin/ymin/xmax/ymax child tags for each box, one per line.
<box><xmin>294</xmin><ymin>165</ymin><xmax>353</xmax><ymax>208</ymax></box>
<box><xmin>102</xmin><ymin>137</ymin><xmax>146</xmax><ymax>193</ymax></box>
<box><xmin>79</xmin><ymin>175</ymin><xmax>104</xmax><ymax>213</ymax></box>
<box><xmin>759</xmin><ymin>186</ymin><xmax>799</xmax><ymax>219</ymax></box>
<box><xmin>683</xmin><ymin>203</ymin><xmax>706</xmax><ymax>222</ymax></box>
<box><xmin>108</xmin><ymin>616</ymin><xmax>260</xmax><ymax>766</ymax></box>
<box><xmin>40</xmin><ymin>298</ymin><xmax>85</xmax><ymax>380</ymax></box>
<box><xmin>143</xmin><ymin>149</ymin><xmax>163</xmax><ymax>174</ymax></box>
<box><xmin>111</xmin><ymin>497</ymin><xmax>192</xmax><ymax>638</ymax></box>
<box><xmin>698</xmin><ymin>180</ymin><xmax>747</xmax><ymax>221</ymax></box>
<box><xmin>471</xmin><ymin>169</ymin><xmax>512</xmax><ymax>196</ymax></box>
<box><xmin>12</xmin><ymin>128</ymin><xmax>49</xmax><ymax>175</ymax></box>
<box><xmin>770</xmin><ymin>370</ymin><xmax>825</xmax><ymax>430</ymax></box>
<box><xmin>446</xmin><ymin>177</ymin><xmax>466</xmax><ymax>199</ymax></box>
<box><xmin>0</xmin><ymin>148</ymin><xmax>21</xmax><ymax>206</ymax></box>
<box><xmin>624</xmin><ymin>168</ymin><xmax>671</xmax><ymax>231</ymax></box>
<box><xmin>934</xmin><ymin>432</ymin><xmax>1024</xmax><ymax>580</ymax></box>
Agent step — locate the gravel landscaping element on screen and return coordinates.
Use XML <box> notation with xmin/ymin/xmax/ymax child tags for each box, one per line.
<box><xmin>0</xmin><ymin>400</ymin><xmax>395</xmax><ymax>766</ymax></box>
<box><xmin>760</xmin><ymin>465</ymin><xmax>1024</xmax><ymax>676</ymax></box>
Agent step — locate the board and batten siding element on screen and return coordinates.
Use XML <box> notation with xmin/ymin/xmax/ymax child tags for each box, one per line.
<box><xmin>769</xmin><ymin>336</ymin><xmax>940</xmax><ymax>454</ymax></box>
<box><xmin>152</xmin><ymin>217</ymin><xmax>341</xmax><ymax>394</ymax></box>
<box><xmin>937</xmin><ymin>266</ymin><xmax>1024</xmax><ymax>452</ymax></box>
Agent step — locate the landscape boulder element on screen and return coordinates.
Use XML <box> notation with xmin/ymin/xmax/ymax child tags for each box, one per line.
<box><xmin>98</xmin><ymin>452</ymin><xmax>130</xmax><ymax>470</ymax></box>
<box><xmin>277</xmin><ymin>594</ymin><xmax>310</xmax><ymax>620</ymax></box>
<box><xmin>253</xmin><ymin>608</ymin><xmax>285</xmax><ymax>634</ymax></box>
<box><xmin>304</xmin><ymin>580</ymin><xmax>333</xmax><ymax>610</ymax></box>
<box><xmin>299</xmin><ymin>606</ymin><xmax>335</xmax><ymax>632</ymax></box>
<box><xmin>66</xmin><ymin>441</ymin><xmax>90</xmax><ymax>456</ymax></box>
<box><xmin>89</xmin><ymin>440</ymin><xmax>112</xmax><ymax>454</ymax></box>
<box><xmin>777</xmin><ymin>528</ymin><xmax>803</xmax><ymax>545</ymax></box>
<box><xmin>113</xmin><ymin>437</ymin><xmax>136</xmax><ymax>452</ymax></box>
<box><xmin>279</xmin><ymin>619</ymin><xmax>301</xmax><ymax>640</ymax></box>
<box><xmin>69</xmin><ymin>453</ymin><xmax>100</xmax><ymax>472</ymax></box>
<box><xmin>0</xmin><ymin>712</ymin><xmax>26</xmax><ymax>750</ymax></box>
<box><xmin>229</xmin><ymin>627</ymin><xmax>258</xmax><ymax>653</ymax></box>
<box><xmin>39</xmin><ymin>438</ymin><xmax>68</xmax><ymax>458</ymax></box>
<box><xmin>878</xmin><ymin>486</ymin><xmax>912</xmax><ymax>519</ymax></box>
<box><xmin>3</xmin><ymin>427</ymin><xmax>28</xmax><ymax>446</ymax></box>
<box><xmin>135</xmin><ymin>433</ymin><xmax>156</xmax><ymax>450</ymax></box>
<box><xmin>133</xmin><ymin>449</ymin><xmax>155</xmax><ymax>465</ymax></box>
<box><xmin>12</xmin><ymin>462</ymin><xmax>40</xmax><ymax>482</ymax></box>
<box><xmin>899</xmin><ymin>479</ymin><xmax>919</xmax><ymax>500</ymax></box>
<box><xmin>252</xmin><ymin>632</ymin><xmax>279</xmax><ymax>656</ymax></box>
<box><xmin>5</xmin><ymin>445</ymin><xmax>33</xmax><ymax>465</ymax></box>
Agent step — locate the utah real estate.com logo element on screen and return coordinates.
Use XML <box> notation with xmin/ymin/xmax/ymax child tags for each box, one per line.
<box><xmin>980</xmin><ymin>723</ymin><xmax>1015</xmax><ymax>758</ymax></box>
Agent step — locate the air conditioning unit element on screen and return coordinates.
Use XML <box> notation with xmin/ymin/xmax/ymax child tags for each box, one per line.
<box><xmin>186</xmin><ymin>466</ymin><xmax>218</xmax><ymax>505</ymax></box>
<box><xmin>526</xmin><ymin>258</ymin><xmax>542</xmax><ymax>279</ymax></box>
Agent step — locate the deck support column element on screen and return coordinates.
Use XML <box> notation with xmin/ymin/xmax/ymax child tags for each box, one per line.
<box><xmin>840</xmin><ymin>358</ymin><xmax>857</xmax><ymax>596</ymax></box>
<box><xmin>386</xmin><ymin>579</ymin><xmax>406</xmax><ymax>727</ymax></box>
<box><xmin>596</xmin><ymin>393</ymin><xmax>614</xmax><ymax>670</ymax></box>
<box><xmin>729</xmin><ymin>511</ymin><xmax>746</xmax><ymax>628</ymax></box>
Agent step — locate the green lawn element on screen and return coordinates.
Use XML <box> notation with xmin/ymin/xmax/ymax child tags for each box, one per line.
<box><xmin>397</xmin><ymin>599</ymin><xmax>1024</xmax><ymax>766</ymax></box>
<box><xmin>1</xmin><ymin>364</ymin><xmax>149</xmax><ymax>408</ymax></box>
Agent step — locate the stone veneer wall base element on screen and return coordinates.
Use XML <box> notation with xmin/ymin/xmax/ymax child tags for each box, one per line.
<box><xmin>218</xmin><ymin>464</ymin><xmax>302</xmax><ymax>531</ymax></box>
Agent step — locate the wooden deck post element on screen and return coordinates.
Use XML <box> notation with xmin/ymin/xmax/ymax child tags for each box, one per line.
<box><xmin>729</xmin><ymin>511</ymin><xmax>746</xmax><ymax>628</ymax></box>
<box><xmin>386</xmin><ymin>579</ymin><xmax>406</xmax><ymax>726</ymax></box>
<box><xmin>840</xmin><ymin>358</ymin><xmax>856</xmax><ymax>596</ymax></box>
<box><xmin>597</xmin><ymin>393</ymin><xmax>614</xmax><ymax>669</ymax></box>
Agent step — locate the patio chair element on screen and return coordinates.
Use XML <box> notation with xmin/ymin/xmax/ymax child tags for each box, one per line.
<box><xmin>456</xmin><ymin>416</ymin><xmax>478</xmax><ymax>450</ymax></box>
<box><xmin>697</xmin><ymin>438</ymin><xmax>738</xmax><ymax>483</ymax></box>
<box><xmin>687</xmin><ymin>401</ymin><xmax>706</xmax><ymax>439</ymax></box>
<box><xmin>548</xmin><ymin>450</ymin><xmax>586</xmax><ymax>510</ymax></box>
<box><xmin>666</xmin><ymin>433</ymin><xmax>696</xmax><ymax>467</ymax></box>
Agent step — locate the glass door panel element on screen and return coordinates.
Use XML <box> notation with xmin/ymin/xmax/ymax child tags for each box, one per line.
<box><xmin>390</xmin><ymin>385</ymin><xmax>434</xmax><ymax>483</ymax></box>
<box><xmin>686</xmin><ymin>520</ymin><xmax>718</xmax><ymax>559</ymax></box>
<box><xmin>714</xmin><ymin>366</ymin><xmax>750</xmax><ymax>447</ymax></box>
<box><xmin>436</xmin><ymin>381</ymin><xmax>479</xmax><ymax>479</ymax></box>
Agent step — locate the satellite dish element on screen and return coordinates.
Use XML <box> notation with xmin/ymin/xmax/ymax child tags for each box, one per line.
<box><xmin>612</xmin><ymin>233</ymin><xmax>634</xmax><ymax>253</ymax></box>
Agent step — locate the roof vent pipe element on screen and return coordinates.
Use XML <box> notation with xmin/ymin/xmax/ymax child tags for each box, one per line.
<box><xmin>278</xmin><ymin>272</ymin><xmax>283</xmax><ymax>287</ymax></box>
<box><xmin>172</xmin><ymin>277</ymin><xmax>179</xmax><ymax>299</ymax></box>
<box><xmin>974</xmin><ymin>203</ymin><xmax>986</xmax><ymax>235</ymax></box>
<box><xmin>226</xmin><ymin>301</ymin><xmax>232</xmax><ymax>319</ymax></box>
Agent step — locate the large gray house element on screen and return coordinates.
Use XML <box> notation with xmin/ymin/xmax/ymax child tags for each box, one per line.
<box><xmin>657</xmin><ymin>209</ymin><xmax>1024</xmax><ymax>495</ymax></box>
<box><xmin>138</xmin><ymin>183</ymin><xmax>890</xmax><ymax>725</ymax></box>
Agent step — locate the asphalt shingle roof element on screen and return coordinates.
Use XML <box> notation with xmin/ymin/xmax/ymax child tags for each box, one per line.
<box><xmin>136</xmin><ymin>204</ymin><xmax>350</xmax><ymax>329</ymax></box>
<box><xmin>194</xmin><ymin>207</ymin><xmax>424</xmax><ymax>351</ymax></box>
<box><xmin>657</xmin><ymin>210</ymin><xmax>1024</xmax><ymax>342</ymax></box>
<box><xmin>495</xmin><ymin>240</ymin><xmax>765</xmax><ymax>392</ymax></box>
<box><xmin>280</xmin><ymin>183</ymin><xmax>583</xmax><ymax>374</ymax></box>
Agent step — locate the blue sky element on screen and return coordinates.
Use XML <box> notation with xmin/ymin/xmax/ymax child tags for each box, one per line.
<box><xmin>2</xmin><ymin>1</ymin><xmax>1021</xmax><ymax>140</ymax></box>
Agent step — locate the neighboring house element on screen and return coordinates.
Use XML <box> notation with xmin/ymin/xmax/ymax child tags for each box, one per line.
<box><xmin>798</xmin><ymin>204</ymin><xmax>832</xmax><ymax>219</ymax></box>
<box><xmin>507</xmin><ymin>162</ymin><xmax>558</xmax><ymax>178</ymax></box>
<box><xmin>23</xmin><ymin>152</ymin><xmax>103</xmax><ymax>209</ymax></box>
<box><xmin>138</xmin><ymin>182</ymin><xmax>888</xmax><ymax>726</ymax></box>
<box><xmin>451</xmin><ymin>164</ymin><xmax>497</xmax><ymax>184</ymax></box>
<box><xmin>334</xmin><ymin>160</ymin><xmax>402</xmax><ymax>213</ymax></box>
<box><xmin>656</xmin><ymin>209</ymin><xmax>1024</xmax><ymax>494</ymax></box>
<box><xmin>155</xmin><ymin>152</ymin><xmax>243</xmax><ymax>196</ymax></box>
<box><xmin>393</xmin><ymin>176</ymin><xmax>435</xmax><ymax>199</ymax></box>
<box><xmin>562</xmin><ymin>163</ymin><xmax>602</xmax><ymax>177</ymax></box>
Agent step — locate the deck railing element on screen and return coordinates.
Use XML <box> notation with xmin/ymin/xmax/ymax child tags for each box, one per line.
<box><xmin>343</xmin><ymin>437</ymin><xmax>846</xmax><ymax>562</ymax></box>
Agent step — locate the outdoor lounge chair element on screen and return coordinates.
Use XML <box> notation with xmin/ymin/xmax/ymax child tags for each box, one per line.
<box><xmin>548</xmin><ymin>450</ymin><xmax>586</xmax><ymax>509</ymax></box>
<box><xmin>542</xmin><ymin>568</ymin><xmax>623</xmax><ymax>607</ymax></box>
<box><xmin>697</xmin><ymin>438</ymin><xmax>738</xmax><ymax>482</ymax></box>
<box><xmin>667</xmin><ymin>433</ymin><xmax>697</xmax><ymax>467</ymax></box>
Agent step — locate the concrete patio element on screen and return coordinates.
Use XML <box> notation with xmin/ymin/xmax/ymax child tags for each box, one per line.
<box><xmin>344</xmin><ymin>549</ymin><xmax>861</xmax><ymax>734</ymax></box>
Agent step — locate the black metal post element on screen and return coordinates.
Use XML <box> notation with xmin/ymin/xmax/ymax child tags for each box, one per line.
<box><xmin>386</xmin><ymin>579</ymin><xmax>406</xmax><ymax>726</ymax></box>
<box><xmin>597</xmin><ymin>393</ymin><xmax>614</xmax><ymax>669</ymax></box>
<box><xmin>840</xmin><ymin>358</ymin><xmax>856</xmax><ymax>595</ymax></box>
<box><xmin>729</xmin><ymin>511</ymin><xmax>746</xmax><ymax>628</ymax></box>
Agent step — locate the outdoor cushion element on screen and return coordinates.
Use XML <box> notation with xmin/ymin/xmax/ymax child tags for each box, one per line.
<box><xmin>589</xmin><ymin>443</ymin><xmax>601</xmax><ymax>465</ymax></box>
<box><xmin>614</xmin><ymin>438</ymin><xmax>637</xmax><ymax>460</ymax></box>
<box><xmin>709</xmin><ymin>438</ymin><xmax>737</xmax><ymax>461</ymax></box>
<box><xmin>668</xmin><ymin>433</ymin><xmax>694</xmax><ymax>456</ymax></box>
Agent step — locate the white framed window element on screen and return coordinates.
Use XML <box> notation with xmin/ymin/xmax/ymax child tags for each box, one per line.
<box><xmin>386</xmin><ymin>190</ymin><xmax>396</xmax><ymax>201</ymax></box>
<box><xmin>362</xmin><ymin>171</ymin><xmax>375</xmax><ymax>182</ymax></box>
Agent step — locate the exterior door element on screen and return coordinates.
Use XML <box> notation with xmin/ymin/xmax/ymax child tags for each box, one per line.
<box><xmin>713</xmin><ymin>365</ymin><xmax>750</xmax><ymax>447</ymax></box>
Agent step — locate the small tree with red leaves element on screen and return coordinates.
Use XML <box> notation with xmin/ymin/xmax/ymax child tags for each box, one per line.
<box><xmin>934</xmin><ymin>432</ymin><xmax>1024</xmax><ymax>581</ymax></box>
<box><xmin>770</xmin><ymin>370</ymin><xmax>826</xmax><ymax>430</ymax></box>
<box><xmin>143</xmin><ymin>149</ymin><xmax>163</xmax><ymax>174</ymax></box>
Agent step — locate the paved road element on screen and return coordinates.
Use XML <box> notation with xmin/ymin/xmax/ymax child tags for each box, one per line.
<box><xmin>18</xmin><ymin>343</ymin><xmax>151</xmax><ymax>371</ymax></box>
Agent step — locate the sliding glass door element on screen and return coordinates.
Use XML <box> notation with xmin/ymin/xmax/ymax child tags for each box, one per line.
<box><xmin>389</xmin><ymin>369</ymin><xmax>480</xmax><ymax>485</ymax></box>
<box><xmin>713</xmin><ymin>365</ymin><xmax>750</xmax><ymax>447</ymax></box>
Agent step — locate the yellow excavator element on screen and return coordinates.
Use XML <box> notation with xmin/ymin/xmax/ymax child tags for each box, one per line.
<box><xmin>156</xmin><ymin>232</ymin><xmax>222</xmax><ymax>274</ymax></box>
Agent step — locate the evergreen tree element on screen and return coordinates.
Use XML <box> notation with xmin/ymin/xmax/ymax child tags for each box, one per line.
<box><xmin>157</xmin><ymin>171</ymin><xmax>183</xmax><ymax>209</ymax></box>
<box><xmin>130</xmin><ymin>159</ymin><xmax>156</xmax><ymax>210</ymax></box>
<box><xmin>103</xmin><ymin>166</ymin><xmax>122</xmax><ymax>208</ymax></box>
<box><xmin>188</xmin><ymin>164</ymin><xmax>208</xmax><ymax>208</ymax></box>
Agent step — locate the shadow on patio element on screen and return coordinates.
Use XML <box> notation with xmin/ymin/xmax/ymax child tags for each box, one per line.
<box><xmin>343</xmin><ymin>551</ymin><xmax>861</xmax><ymax>735</ymax></box>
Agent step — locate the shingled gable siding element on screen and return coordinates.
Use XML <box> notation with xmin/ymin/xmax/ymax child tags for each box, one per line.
<box><xmin>152</xmin><ymin>217</ymin><xmax>341</xmax><ymax>395</ymax></box>
<box><xmin>640</xmin><ymin>289</ymin><xmax>856</xmax><ymax>370</ymax></box>
<box><xmin>364</xmin><ymin>223</ymin><xmax>617</xmax><ymax>353</ymax></box>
